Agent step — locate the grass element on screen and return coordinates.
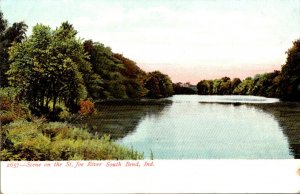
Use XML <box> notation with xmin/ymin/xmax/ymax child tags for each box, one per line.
<box><xmin>0</xmin><ymin>119</ymin><xmax>144</xmax><ymax>161</ymax></box>
<box><xmin>0</xmin><ymin>87</ymin><xmax>143</xmax><ymax>161</ymax></box>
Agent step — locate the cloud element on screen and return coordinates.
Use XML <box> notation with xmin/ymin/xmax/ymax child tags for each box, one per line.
<box><xmin>2</xmin><ymin>0</ymin><xmax>300</xmax><ymax>82</ymax></box>
<box><xmin>67</xmin><ymin>1</ymin><xmax>299</xmax><ymax>69</ymax></box>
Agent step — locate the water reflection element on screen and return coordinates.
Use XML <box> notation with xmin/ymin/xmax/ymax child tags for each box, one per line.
<box><xmin>75</xmin><ymin>104</ymin><xmax>170</xmax><ymax>139</ymax></box>
<box><xmin>118</xmin><ymin>95</ymin><xmax>293</xmax><ymax>159</ymax></box>
<box><xmin>74</xmin><ymin>95</ymin><xmax>300</xmax><ymax>159</ymax></box>
<box><xmin>249</xmin><ymin>102</ymin><xmax>300</xmax><ymax>158</ymax></box>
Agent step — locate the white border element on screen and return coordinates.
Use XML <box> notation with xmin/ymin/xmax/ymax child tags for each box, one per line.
<box><xmin>1</xmin><ymin>160</ymin><xmax>300</xmax><ymax>193</ymax></box>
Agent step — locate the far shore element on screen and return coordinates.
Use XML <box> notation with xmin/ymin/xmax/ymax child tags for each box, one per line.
<box><xmin>95</xmin><ymin>98</ymin><xmax>173</xmax><ymax>106</ymax></box>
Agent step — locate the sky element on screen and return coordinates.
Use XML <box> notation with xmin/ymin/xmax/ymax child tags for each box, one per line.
<box><xmin>1</xmin><ymin>0</ymin><xmax>300</xmax><ymax>84</ymax></box>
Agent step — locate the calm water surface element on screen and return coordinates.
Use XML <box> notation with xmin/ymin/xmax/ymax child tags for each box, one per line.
<box><xmin>81</xmin><ymin>95</ymin><xmax>300</xmax><ymax>159</ymax></box>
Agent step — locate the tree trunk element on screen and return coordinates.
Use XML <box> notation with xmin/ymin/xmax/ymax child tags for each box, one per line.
<box><xmin>53</xmin><ymin>95</ymin><xmax>57</xmax><ymax>113</ymax></box>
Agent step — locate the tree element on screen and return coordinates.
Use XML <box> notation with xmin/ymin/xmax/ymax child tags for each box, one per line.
<box><xmin>281</xmin><ymin>38</ymin><xmax>300</xmax><ymax>101</ymax></box>
<box><xmin>8</xmin><ymin>22</ymin><xmax>87</xmax><ymax>114</ymax></box>
<box><xmin>232</xmin><ymin>77</ymin><xmax>254</xmax><ymax>95</ymax></box>
<box><xmin>197</xmin><ymin>80</ymin><xmax>208</xmax><ymax>95</ymax></box>
<box><xmin>144</xmin><ymin>71</ymin><xmax>174</xmax><ymax>98</ymax></box>
<box><xmin>83</xmin><ymin>40</ymin><xmax>128</xmax><ymax>99</ymax></box>
<box><xmin>173</xmin><ymin>82</ymin><xmax>196</xmax><ymax>94</ymax></box>
<box><xmin>0</xmin><ymin>10</ymin><xmax>27</xmax><ymax>87</ymax></box>
<box><xmin>270</xmin><ymin>71</ymin><xmax>282</xmax><ymax>98</ymax></box>
<box><xmin>83</xmin><ymin>41</ymin><xmax>151</xmax><ymax>99</ymax></box>
<box><xmin>231</xmin><ymin>78</ymin><xmax>241</xmax><ymax>92</ymax></box>
<box><xmin>212</xmin><ymin>79</ymin><xmax>222</xmax><ymax>94</ymax></box>
<box><xmin>251</xmin><ymin>73</ymin><xmax>269</xmax><ymax>96</ymax></box>
<box><xmin>249</xmin><ymin>71</ymin><xmax>281</xmax><ymax>97</ymax></box>
<box><xmin>219</xmin><ymin>77</ymin><xmax>231</xmax><ymax>95</ymax></box>
<box><xmin>0</xmin><ymin>11</ymin><xmax>8</xmax><ymax>35</ymax></box>
<box><xmin>113</xmin><ymin>53</ymin><xmax>147</xmax><ymax>98</ymax></box>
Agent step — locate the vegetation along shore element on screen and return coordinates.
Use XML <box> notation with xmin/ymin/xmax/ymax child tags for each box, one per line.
<box><xmin>0</xmin><ymin>8</ymin><xmax>300</xmax><ymax>160</ymax></box>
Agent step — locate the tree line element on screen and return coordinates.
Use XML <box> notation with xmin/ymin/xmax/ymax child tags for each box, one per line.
<box><xmin>197</xmin><ymin>38</ymin><xmax>300</xmax><ymax>101</ymax></box>
<box><xmin>0</xmin><ymin>10</ymin><xmax>173</xmax><ymax>116</ymax></box>
<box><xmin>1</xmin><ymin>7</ymin><xmax>300</xmax><ymax>121</ymax></box>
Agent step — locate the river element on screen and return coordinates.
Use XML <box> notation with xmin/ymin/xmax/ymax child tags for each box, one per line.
<box><xmin>77</xmin><ymin>95</ymin><xmax>300</xmax><ymax>159</ymax></box>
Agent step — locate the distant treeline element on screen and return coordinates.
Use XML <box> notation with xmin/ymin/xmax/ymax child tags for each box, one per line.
<box><xmin>173</xmin><ymin>82</ymin><xmax>197</xmax><ymax>94</ymax></box>
<box><xmin>197</xmin><ymin>72</ymin><xmax>280</xmax><ymax>97</ymax></box>
<box><xmin>0</xmin><ymin>10</ymin><xmax>173</xmax><ymax>116</ymax></box>
<box><xmin>196</xmin><ymin>38</ymin><xmax>300</xmax><ymax>101</ymax></box>
<box><xmin>1</xmin><ymin>7</ymin><xmax>300</xmax><ymax>121</ymax></box>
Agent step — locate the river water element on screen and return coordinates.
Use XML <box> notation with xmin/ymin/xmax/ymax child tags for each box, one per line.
<box><xmin>80</xmin><ymin>95</ymin><xmax>300</xmax><ymax>159</ymax></box>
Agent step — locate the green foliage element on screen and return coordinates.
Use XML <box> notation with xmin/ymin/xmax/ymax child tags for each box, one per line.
<box><xmin>251</xmin><ymin>71</ymin><xmax>281</xmax><ymax>97</ymax></box>
<box><xmin>106</xmin><ymin>80</ymin><xmax>128</xmax><ymax>99</ymax></box>
<box><xmin>83</xmin><ymin>40</ymin><xmax>149</xmax><ymax>99</ymax></box>
<box><xmin>219</xmin><ymin>77</ymin><xmax>232</xmax><ymax>95</ymax></box>
<box><xmin>196</xmin><ymin>38</ymin><xmax>300</xmax><ymax>101</ymax></box>
<box><xmin>197</xmin><ymin>73</ymin><xmax>281</xmax><ymax>97</ymax></box>
<box><xmin>212</xmin><ymin>79</ymin><xmax>222</xmax><ymax>94</ymax></box>
<box><xmin>2</xmin><ymin>11</ymin><xmax>172</xmax><ymax>117</ymax></box>
<box><xmin>281</xmin><ymin>38</ymin><xmax>300</xmax><ymax>101</ymax></box>
<box><xmin>7</xmin><ymin>22</ymin><xmax>87</xmax><ymax>114</ymax></box>
<box><xmin>0</xmin><ymin>10</ymin><xmax>28</xmax><ymax>87</ymax></box>
<box><xmin>58</xmin><ymin>109</ymin><xmax>70</xmax><ymax>121</ymax></box>
<box><xmin>197</xmin><ymin>78</ymin><xmax>233</xmax><ymax>95</ymax></box>
<box><xmin>114</xmin><ymin>53</ymin><xmax>148</xmax><ymax>98</ymax></box>
<box><xmin>0</xmin><ymin>120</ymin><xmax>144</xmax><ymax>160</ymax></box>
<box><xmin>197</xmin><ymin>80</ymin><xmax>213</xmax><ymax>95</ymax></box>
<box><xmin>143</xmin><ymin>71</ymin><xmax>174</xmax><ymax>98</ymax></box>
<box><xmin>83</xmin><ymin>40</ymin><xmax>122</xmax><ymax>99</ymax></box>
<box><xmin>0</xmin><ymin>11</ymin><xmax>7</xmax><ymax>33</ymax></box>
<box><xmin>232</xmin><ymin>77</ymin><xmax>254</xmax><ymax>95</ymax></box>
<box><xmin>0</xmin><ymin>87</ymin><xmax>31</xmax><ymax>125</ymax></box>
<box><xmin>231</xmin><ymin>78</ymin><xmax>242</xmax><ymax>92</ymax></box>
<box><xmin>173</xmin><ymin>83</ymin><xmax>197</xmax><ymax>94</ymax></box>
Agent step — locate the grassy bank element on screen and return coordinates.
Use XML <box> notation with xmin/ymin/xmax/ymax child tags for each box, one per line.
<box><xmin>0</xmin><ymin>119</ymin><xmax>143</xmax><ymax>161</ymax></box>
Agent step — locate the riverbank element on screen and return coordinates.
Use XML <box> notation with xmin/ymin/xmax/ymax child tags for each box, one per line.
<box><xmin>0</xmin><ymin>119</ymin><xmax>144</xmax><ymax>161</ymax></box>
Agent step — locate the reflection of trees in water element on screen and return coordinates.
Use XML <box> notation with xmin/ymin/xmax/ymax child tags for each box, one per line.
<box><xmin>76</xmin><ymin>104</ymin><xmax>170</xmax><ymax>140</ymax></box>
<box><xmin>251</xmin><ymin>102</ymin><xmax>300</xmax><ymax>159</ymax></box>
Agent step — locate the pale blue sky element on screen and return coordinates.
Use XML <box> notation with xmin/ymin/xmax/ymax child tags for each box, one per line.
<box><xmin>1</xmin><ymin>0</ymin><xmax>300</xmax><ymax>83</ymax></box>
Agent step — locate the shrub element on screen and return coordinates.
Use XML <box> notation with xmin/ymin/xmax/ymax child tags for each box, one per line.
<box><xmin>79</xmin><ymin>100</ymin><xmax>95</xmax><ymax>115</ymax></box>
<box><xmin>0</xmin><ymin>149</ymin><xmax>21</xmax><ymax>160</ymax></box>
<box><xmin>0</xmin><ymin>120</ymin><xmax>143</xmax><ymax>161</ymax></box>
<box><xmin>0</xmin><ymin>112</ymin><xmax>16</xmax><ymax>125</ymax></box>
<box><xmin>58</xmin><ymin>110</ymin><xmax>70</xmax><ymax>121</ymax></box>
<box><xmin>0</xmin><ymin>87</ymin><xmax>31</xmax><ymax>125</ymax></box>
<box><xmin>1</xmin><ymin>97</ymin><xmax>11</xmax><ymax>111</ymax></box>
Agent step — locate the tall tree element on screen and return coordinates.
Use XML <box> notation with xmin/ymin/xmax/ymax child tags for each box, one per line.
<box><xmin>232</xmin><ymin>77</ymin><xmax>254</xmax><ymax>95</ymax></box>
<box><xmin>144</xmin><ymin>71</ymin><xmax>174</xmax><ymax>98</ymax></box>
<box><xmin>0</xmin><ymin>10</ymin><xmax>27</xmax><ymax>87</ymax></box>
<box><xmin>231</xmin><ymin>78</ymin><xmax>241</xmax><ymax>92</ymax></box>
<box><xmin>8</xmin><ymin>22</ymin><xmax>87</xmax><ymax>114</ymax></box>
<box><xmin>83</xmin><ymin>40</ymin><xmax>129</xmax><ymax>99</ymax></box>
<box><xmin>0</xmin><ymin>11</ymin><xmax>8</xmax><ymax>34</ymax></box>
<box><xmin>219</xmin><ymin>77</ymin><xmax>231</xmax><ymax>95</ymax></box>
<box><xmin>281</xmin><ymin>38</ymin><xmax>300</xmax><ymax>101</ymax></box>
<box><xmin>197</xmin><ymin>80</ymin><xmax>209</xmax><ymax>95</ymax></box>
<box><xmin>113</xmin><ymin>53</ymin><xmax>147</xmax><ymax>98</ymax></box>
